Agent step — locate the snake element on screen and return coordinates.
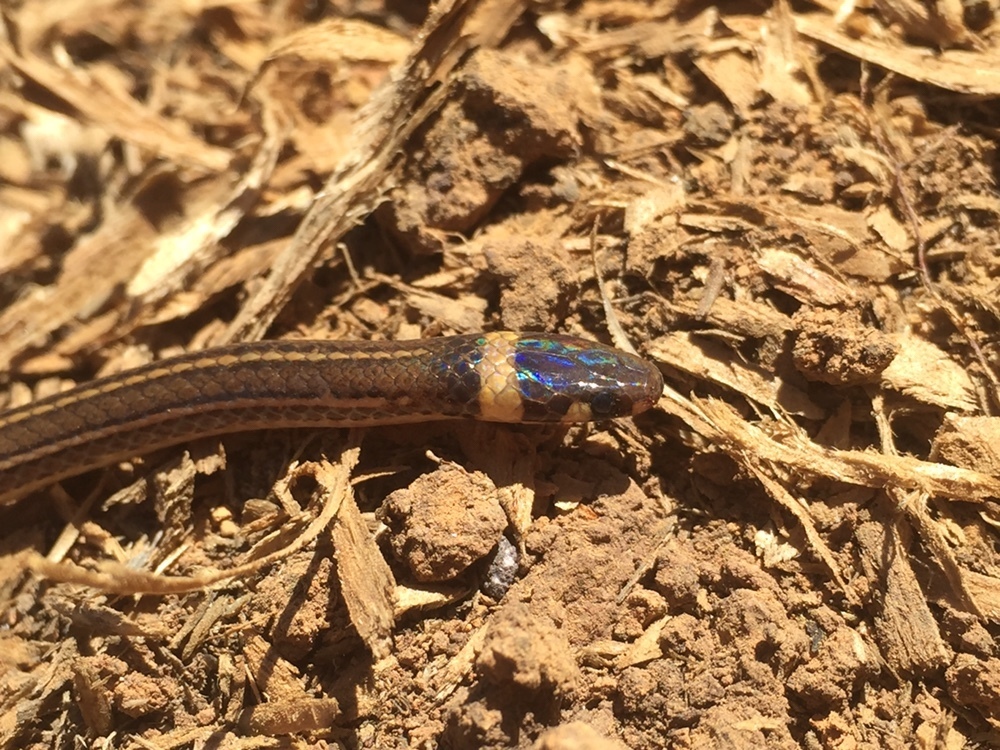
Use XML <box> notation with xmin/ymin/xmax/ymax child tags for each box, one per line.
<box><xmin>0</xmin><ymin>331</ymin><xmax>662</xmax><ymax>505</ymax></box>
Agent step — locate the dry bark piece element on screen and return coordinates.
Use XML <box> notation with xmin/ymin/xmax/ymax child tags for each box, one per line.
<box><xmin>242</xmin><ymin>632</ymin><xmax>312</xmax><ymax>704</ymax></box>
<box><xmin>794</xmin><ymin>14</ymin><xmax>1000</xmax><ymax>96</ymax></box>
<box><xmin>332</xmin><ymin>489</ymin><xmax>397</xmax><ymax>659</ymax></box>
<box><xmin>931</xmin><ymin>415</ymin><xmax>1000</xmax><ymax>476</ymax></box>
<box><xmin>71</xmin><ymin>656</ymin><xmax>118</xmax><ymax>736</ymax></box>
<box><xmin>755</xmin><ymin>247</ymin><xmax>860</xmax><ymax>308</ymax></box>
<box><xmin>622</xmin><ymin>184</ymin><xmax>688</xmax><ymax>273</ymax></box>
<box><xmin>238</xmin><ymin>697</ymin><xmax>342</xmax><ymax>736</ymax></box>
<box><xmin>880</xmin><ymin>334</ymin><xmax>978</xmax><ymax>411</ymax></box>
<box><xmin>855</xmin><ymin>507</ymin><xmax>950</xmax><ymax>677</ymax></box>
<box><xmin>650</xmin><ymin>332</ymin><xmax>824</xmax><ymax>420</ymax></box>
<box><xmin>2</xmin><ymin>49</ymin><xmax>230</xmax><ymax>171</ymax></box>
<box><xmin>872</xmin><ymin>0</ymin><xmax>968</xmax><ymax>46</ymax></box>
<box><xmin>252</xmin><ymin>547</ymin><xmax>349</xmax><ymax>661</ymax></box>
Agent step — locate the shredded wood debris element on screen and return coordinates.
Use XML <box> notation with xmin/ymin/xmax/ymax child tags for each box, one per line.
<box><xmin>1</xmin><ymin>0</ymin><xmax>999</xmax><ymax>746</ymax></box>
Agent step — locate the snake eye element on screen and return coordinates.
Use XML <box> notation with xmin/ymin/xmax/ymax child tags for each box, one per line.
<box><xmin>590</xmin><ymin>391</ymin><xmax>620</xmax><ymax>418</ymax></box>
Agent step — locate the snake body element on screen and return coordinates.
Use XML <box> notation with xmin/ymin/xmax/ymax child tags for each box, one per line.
<box><xmin>0</xmin><ymin>332</ymin><xmax>662</xmax><ymax>504</ymax></box>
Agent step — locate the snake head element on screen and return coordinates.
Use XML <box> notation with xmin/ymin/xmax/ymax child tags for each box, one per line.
<box><xmin>473</xmin><ymin>333</ymin><xmax>663</xmax><ymax>423</ymax></box>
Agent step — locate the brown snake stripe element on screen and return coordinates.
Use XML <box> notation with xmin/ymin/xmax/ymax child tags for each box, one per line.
<box><xmin>0</xmin><ymin>332</ymin><xmax>662</xmax><ymax>505</ymax></box>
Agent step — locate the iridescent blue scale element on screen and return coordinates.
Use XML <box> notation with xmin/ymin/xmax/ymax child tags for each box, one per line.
<box><xmin>513</xmin><ymin>335</ymin><xmax>661</xmax><ymax>421</ymax></box>
<box><xmin>432</xmin><ymin>335</ymin><xmax>485</xmax><ymax>413</ymax></box>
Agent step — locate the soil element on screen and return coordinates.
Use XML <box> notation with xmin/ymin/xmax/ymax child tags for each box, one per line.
<box><xmin>1</xmin><ymin>1</ymin><xmax>999</xmax><ymax>748</ymax></box>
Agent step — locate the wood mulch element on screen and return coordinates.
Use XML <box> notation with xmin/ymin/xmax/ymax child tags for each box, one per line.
<box><xmin>1</xmin><ymin>0</ymin><xmax>999</xmax><ymax>747</ymax></box>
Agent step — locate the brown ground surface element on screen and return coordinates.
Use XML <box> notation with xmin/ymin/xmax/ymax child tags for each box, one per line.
<box><xmin>1</xmin><ymin>1</ymin><xmax>1000</xmax><ymax>748</ymax></box>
